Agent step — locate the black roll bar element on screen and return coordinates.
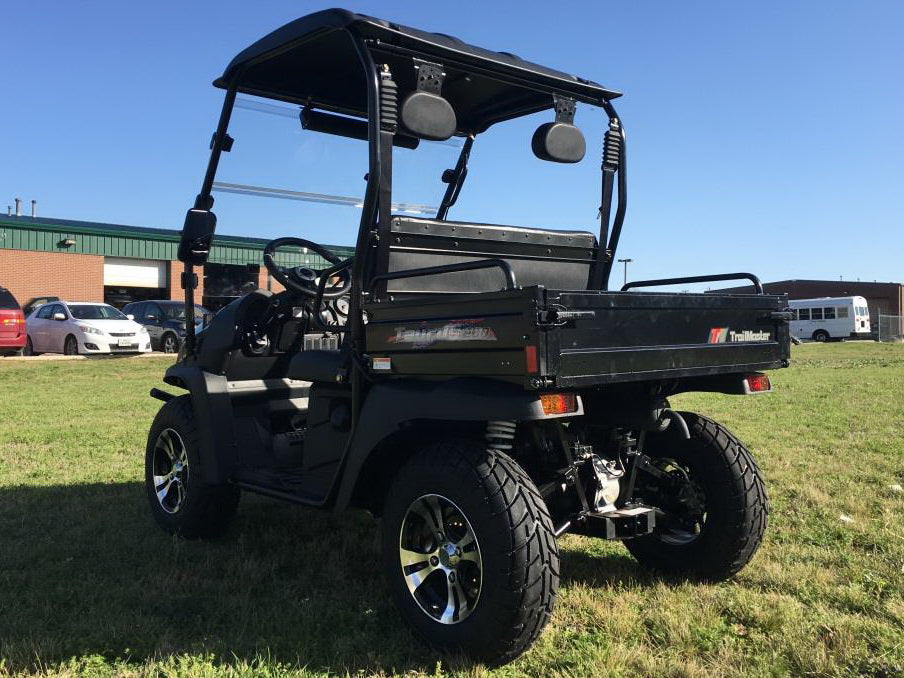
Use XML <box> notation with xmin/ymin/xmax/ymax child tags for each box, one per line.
<box><xmin>596</xmin><ymin>99</ymin><xmax>627</xmax><ymax>291</ymax></box>
<box><xmin>621</xmin><ymin>272</ymin><xmax>764</xmax><ymax>295</ymax></box>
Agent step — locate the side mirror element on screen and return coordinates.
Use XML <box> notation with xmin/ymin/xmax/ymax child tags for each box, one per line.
<box><xmin>126</xmin><ymin>314</ymin><xmax>135</xmax><ymax>321</ymax></box>
<box><xmin>531</xmin><ymin>122</ymin><xmax>586</xmax><ymax>163</ymax></box>
<box><xmin>178</xmin><ymin>209</ymin><xmax>217</xmax><ymax>265</ymax></box>
<box><xmin>53</xmin><ymin>312</ymin><xmax>66</xmax><ymax>321</ymax></box>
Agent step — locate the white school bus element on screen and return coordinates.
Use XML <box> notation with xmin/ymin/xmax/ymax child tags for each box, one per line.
<box><xmin>789</xmin><ymin>296</ymin><xmax>871</xmax><ymax>342</ymax></box>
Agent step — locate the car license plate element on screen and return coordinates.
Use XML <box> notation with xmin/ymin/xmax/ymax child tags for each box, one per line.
<box><xmin>118</xmin><ymin>338</ymin><xmax>132</xmax><ymax>347</ymax></box>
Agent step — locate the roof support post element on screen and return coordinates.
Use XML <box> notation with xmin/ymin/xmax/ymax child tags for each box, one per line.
<box><xmin>593</xmin><ymin>101</ymin><xmax>627</xmax><ymax>290</ymax></box>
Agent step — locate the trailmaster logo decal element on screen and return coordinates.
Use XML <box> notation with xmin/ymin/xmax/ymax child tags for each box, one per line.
<box><xmin>708</xmin><ymin>327</ymin><xmax>771</xmax><ymax>343</ymax></box>
<box><xmin>387</xmin><ymin>318</ymin><xmax>498</xmax><ymax>349</ymax></box>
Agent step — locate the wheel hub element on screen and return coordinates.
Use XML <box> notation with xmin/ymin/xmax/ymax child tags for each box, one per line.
<box><xmin>438</xmin><ymin>542</ymin><xmax>461</xmax><ymax>568</ymax></box>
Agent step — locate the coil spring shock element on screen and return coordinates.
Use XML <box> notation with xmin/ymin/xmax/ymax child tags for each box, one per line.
<box><xmin>486</xmin><ymin>420</ymin><xmax>517</xmax><ymax>453</ymax></box>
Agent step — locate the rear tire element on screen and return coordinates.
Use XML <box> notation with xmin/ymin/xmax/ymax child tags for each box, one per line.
<box><xmin>812</xmin><ymin>329</ymin><xmax>829</xmax><ymax>342</ymax></box>
<box><xmin>64</xmin><ymin>334</ymin><xmax>79</xmax><ymax>355</ymax></box>
<box><xmin>381</xmin><ymin>439</ymin><xmax>559</xmax><ymax>665</ymax></box>
<box><xmin>145</xmin><ymin>395</ymin><xmax>240</xmax><ymax>538</ymax></box>
<box><xmin>624</xmin><ymin>412</ymin><xmax>768</xmax><ymax>581</ymax></box>
<box><xmin>23</xmin><ymin>337</ymin><xmax>38</xmax><ymax>356</ymax></box>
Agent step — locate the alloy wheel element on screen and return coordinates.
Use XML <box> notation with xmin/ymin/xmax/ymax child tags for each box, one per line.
<box><xmin>399</xmin><ymin>494</ymin><xmax>482</xmax><ymax>624</ymax></box>
<box><xmin>152</xmin><ymin>428</ymin><xmax>190</xmax><ymax>514</ymax></box>
<box><xmin>162</xmin><ymin>334</ymin><xmax>178</xmax><ymax>353</ymax></box>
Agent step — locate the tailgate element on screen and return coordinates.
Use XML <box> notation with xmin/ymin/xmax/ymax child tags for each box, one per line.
<box><xmin>542</xmin><ymin>290</ymin><xmax>791</xmax><ymax>387</ymax></box>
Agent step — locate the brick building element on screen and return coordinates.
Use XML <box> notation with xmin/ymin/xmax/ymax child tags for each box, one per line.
<box><xmin>713</xmin><ymin>279</ymin><xmax>904</xmax><ymax>325</ymax></box>
<box><xmin>0</xmin><ymin>214</ymin><xmax>353</xmax><ymax>310</ymax></box>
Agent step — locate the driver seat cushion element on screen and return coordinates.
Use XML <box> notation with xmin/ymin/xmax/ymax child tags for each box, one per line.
<box><xmin>287</xmin><ymin>350</ymin><xmax>343</xmax><ymax>383</ymax></box>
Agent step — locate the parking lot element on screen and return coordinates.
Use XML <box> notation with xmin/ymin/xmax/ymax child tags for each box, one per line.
<box><xmin>1</xmin><ymin>342</ymin><xmax>901</xmax><ymax>678</ymax></box>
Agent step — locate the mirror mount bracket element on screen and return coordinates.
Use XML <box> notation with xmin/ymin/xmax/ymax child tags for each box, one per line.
<box><xmin>412</xmin><ymin>59</ymin><xmax>446</xmax><ymax>94</ymax></box>
<box><xmin>553</xmin><ymin>95</ymin><xmax>577</xmax><ymax>124</ymax></box>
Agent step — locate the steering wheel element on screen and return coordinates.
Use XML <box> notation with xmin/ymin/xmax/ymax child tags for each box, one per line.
<box><xmin>262</xmin><ymin>237</ymin><xmax>352</xmax><ymax>299</ymax></box>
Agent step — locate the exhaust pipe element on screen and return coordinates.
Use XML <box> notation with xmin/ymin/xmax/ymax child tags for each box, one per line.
<box><xmin>14</xmin><ymin>198</ymin><xmax>21</xmax><ymax>216</ymax></box>
<box><xmin>31</xmin><ymin>200</ymin><xmax>36</xmax><ymax>218</ymax></box>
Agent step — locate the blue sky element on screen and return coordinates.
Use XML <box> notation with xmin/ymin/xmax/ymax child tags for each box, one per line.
<box><xmin>2</xmin><ymin>1</ymin><xmax>902</xmax><ymax>285</ymax></box>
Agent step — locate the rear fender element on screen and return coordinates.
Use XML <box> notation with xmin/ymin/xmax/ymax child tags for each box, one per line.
<box><xmin>163</xmin><ymin>365</ymin><xmax>235</xmax><ymax>484</ymax></box>
<box><xmin>333</xmin><ymin>378</ymin><xmax>569</xmax><ymax>511</ymax></box>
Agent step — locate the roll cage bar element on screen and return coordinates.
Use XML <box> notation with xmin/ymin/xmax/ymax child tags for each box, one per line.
<box><xmin>177</xmin><ymin>10</ymin><xmax>628</xmax><ymax>429</ymax></box>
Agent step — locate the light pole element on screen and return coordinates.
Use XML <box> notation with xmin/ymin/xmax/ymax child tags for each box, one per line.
<box><xmin>617</xmin><ymin>258</ymin><xmax>633</xmax><ymax>287</ymax></box>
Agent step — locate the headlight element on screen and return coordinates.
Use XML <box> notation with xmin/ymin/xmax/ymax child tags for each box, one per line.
<box><xmin>80</xmin><ymin>325</ymin><xmax>103</xmax><ymax>335</ymax></box>
<box><xmin>139</xmin><ymin>326</ymin><xmax>149</xmax><ymax>335</ymax></box>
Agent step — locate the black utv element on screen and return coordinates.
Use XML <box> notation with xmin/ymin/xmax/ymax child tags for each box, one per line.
<box><xmin>146</xmin><ymin>9</ymin><xmax>790</xmax><ymax>665</ymax></box>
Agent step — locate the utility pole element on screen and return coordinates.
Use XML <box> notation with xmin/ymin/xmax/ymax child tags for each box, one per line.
<box><xmin>617</xmin><ymin>258</ymin><xmax>633</xmax><ymax>287</ymax></box>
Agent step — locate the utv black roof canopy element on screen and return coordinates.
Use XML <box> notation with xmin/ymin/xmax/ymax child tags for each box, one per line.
<box><xmin>215</xmin><ymin>8</ymin><xmax>621</xmax><ymax>134</ymax></box>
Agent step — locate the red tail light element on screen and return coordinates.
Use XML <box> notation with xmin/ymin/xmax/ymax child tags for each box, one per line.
<box><xmin>743</xmin><ymin>373</ymin><xmax>772</xmax><ymax>394</ymax></box>
<box><xmin>540</xmin><ymin>393</ymin><xmax>577</xmax><ymax>415</ymax></box>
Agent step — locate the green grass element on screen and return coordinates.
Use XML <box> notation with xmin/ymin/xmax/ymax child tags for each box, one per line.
<box><xmin>1</xmin><ymin>344</ymin><xmax>902</xmax><ymax>678</ymax></box>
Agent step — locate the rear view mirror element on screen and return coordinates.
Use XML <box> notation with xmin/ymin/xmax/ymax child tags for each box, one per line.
<box><xmin>532</xmin><ymin>122</ymin><xmax>586</xmax><ymax>163</ymax></box>
<box><xmin>400</xmin><ymin>91</ymin><xmax>457</xmax><ymax>141</ymax></box>
<box><xmin>178</xmin><ymin>209</ymin><xmax>217</xmax><ymax>265</ymax></box>
<box><xmin>53</xmin><ymin>312</ymin><xmax>66</xmax><ymax>321</ymax></box>
<box><xmin>126</xmin><ymin>314</ymin><xmax>135</xmax><ymax>321</ymax></box>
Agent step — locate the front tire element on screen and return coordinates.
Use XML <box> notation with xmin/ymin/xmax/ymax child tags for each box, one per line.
<box><xmin>64</xmin><ymin>334</ymin><xmax>79</xmax><ymax>355</ymax></box>
<box><xmin>145</xmin><ymin>395</ymin><xmax>240</xmax><ymax>538</ymax></box>
<box><xmin>161</xmin><ymin>332</ymin><xmax>179</xmax><ymax>354</ymax></box>
<box><xmin>381</xmin><ymin>439</ymin><xmax>559</xmax><ymax>665</ymax></box>
<box><xmin>625</xmin><ymin>412</ymin><xmax>768</xmax><ymax>581</ymax></box>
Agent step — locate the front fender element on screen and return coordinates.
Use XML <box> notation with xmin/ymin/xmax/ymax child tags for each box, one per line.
<box><xmin>163</xmin><ymin>364</ymin><xmax>235</xmax><ymax>484</ymax></box>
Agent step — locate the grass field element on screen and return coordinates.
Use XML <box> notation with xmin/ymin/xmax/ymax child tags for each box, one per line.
<box><xmin>0</xmin><ymin>344</ymin><xmax>902</xmax><ymax>678</ymax></box>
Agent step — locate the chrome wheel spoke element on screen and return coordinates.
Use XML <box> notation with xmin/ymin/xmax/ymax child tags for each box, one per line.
<box><xmin>155</xmin><ymin>477</ymin><xmax>173</xmax><ymax>504</ymax></box>
<box><xmin>159</xmin><ymin>434</ymin><xmax>176</xmax><ymax>462</ymax></box>
<box><xmin>459</xmin><ymin>546</ymin><xmax>480</xmax><ymax>563</ymax></box>
<box><xmin>440</xmin><ymin>578</ymin><xmax>465</xmax><ymax>624</ymax></box>
<box><xmin>403</xmin><ymin>561</ymin><xmax>438</xmax><ymax>594</ymax></box>
<box><xmin>400</xmin><ymin>546</ymin><xmax>432</xmax><ymax>569</ymax></box>
<box><xmin>410</xmin><ymin>495</ymin><xmax>444</xmax><ymax>536</ymax></box>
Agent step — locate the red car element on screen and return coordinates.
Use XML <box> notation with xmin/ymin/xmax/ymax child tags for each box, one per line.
<box><xmin>0</xmin><ymin>287</ymin><xmax>27</xmax><ymax>356</ymax></box>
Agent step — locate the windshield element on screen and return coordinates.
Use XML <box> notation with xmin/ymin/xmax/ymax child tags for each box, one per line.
<box><xmin>164</xmin><ymin>305</ymin><xmax>210</xmax><ymax>321</ymax></box>
<box><xmin>69</xmin><ymin>305</ymin><xmax>127</xmax><ymax>320</ymax></box>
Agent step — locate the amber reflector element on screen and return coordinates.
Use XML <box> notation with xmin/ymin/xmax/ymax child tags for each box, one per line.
<box><xmin>540</xmin><ymin>393</ymin><xmax>577</xmax><ymax>415</ymax></box>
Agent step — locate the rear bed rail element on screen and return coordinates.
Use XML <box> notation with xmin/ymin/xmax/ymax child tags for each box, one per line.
<box><xmin>622</xmin><ymin>272</ymin><xmax>763</xmax><ymax>294</ymax></box>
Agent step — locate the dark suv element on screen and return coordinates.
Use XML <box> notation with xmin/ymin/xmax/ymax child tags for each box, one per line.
<box><xmin>122</xmin><ymin>300</ymin><xmax>212</xmax><ymax>353</ymax></box>
<box><xmin>0</xmin><ymin>287</ymin><xmax>27</xmax><ymax>356</ymax></box>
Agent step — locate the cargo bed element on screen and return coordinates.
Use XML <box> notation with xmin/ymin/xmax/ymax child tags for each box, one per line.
<box><xmin>364</xmin><ymin>286</ymin><xmax>791</xmax><ymax>388</ymax></box>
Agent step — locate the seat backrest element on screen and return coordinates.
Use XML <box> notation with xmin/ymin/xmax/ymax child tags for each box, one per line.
<box><xmin>375</xmin><ymin>216</ymin><xmax>598</xmax><ymax>294</ymax></box>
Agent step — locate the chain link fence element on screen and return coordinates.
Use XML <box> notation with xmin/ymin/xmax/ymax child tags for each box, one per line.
<box><xmin>877</xmin><ymin>313</ymin><xmax>904</xmax><ymax>342</ymax></box>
